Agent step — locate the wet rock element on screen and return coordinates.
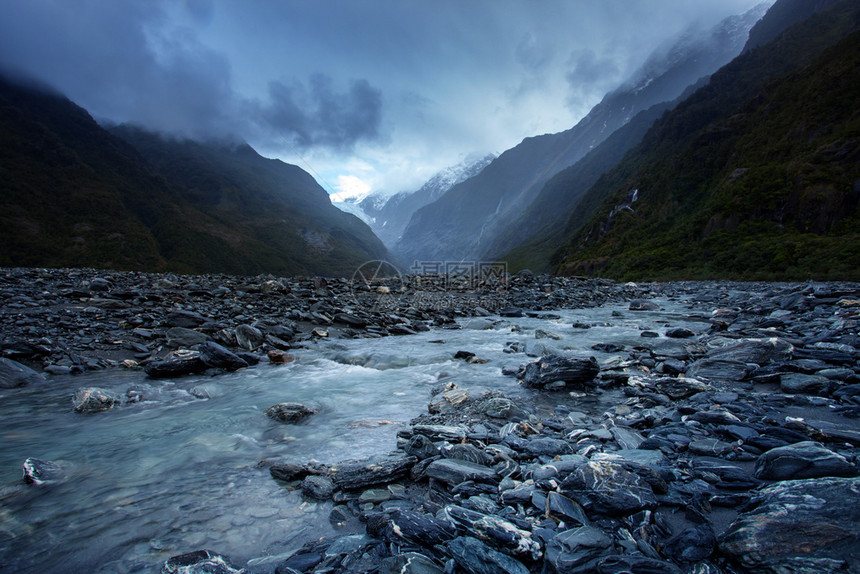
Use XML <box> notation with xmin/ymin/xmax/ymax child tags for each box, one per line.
<box><xmin>442</xmin><ymin>443</ymin><xmax>495</xmax><ymax>467</ymax></box>
<box><xmin>545</xmin><ymin>526</ymin><xmax>613</xmax><ymax>572</ymax></box>
<box><xmin>144</xmin><ymin>350</ymin><xmax>208</xmax><ymax>378</ymax></box>
<box><xmin>720</xmin><ymin>476</ymin><xmax>860</xmax><ymax>572</ymax></box>
<box><xmin>629</xmin><ymin>300</ymin><xmax>660</xmax><ymax>311</ymax></box>
<box><xmin>235</xmin><ymin>324</ymin><xmax>264</xmax><ymax>350</ymax></box>
<box><xmin>267</xmin><ymin>350</ymin><xmax>295</xmax><ymax>364</ymax></box>
<box><xmin>269</xmin><ymin>459</ymin><xmax>310</xmax><ymax>482</ymax></box>
<box><xmin>383</xmin><ymin>509</ymin><xmax>456</xmax><ymax>547</ymax></box>
<box><xmin>446</xmin><ymin>536</ymin><xmax>529</xmax><ymax>574</ymax></box>
<box><xmin>685</xmin><ymin>358</ymin><xmax>749</xmax><ymax>382</ymax></box>
<box><xmin>329</xmin><ymin>455</ymin><xmax>417</xmax><ymax>490</ymax></box>
<box><xmin>535</xmin><ymin>328</ymin><xmax>563</xmax><ymax>340</ymax></box>
<box><xmin>446</xmin><ymin>505</ymin><xmax>542</xmax><ymax>560</ymax></box>
<box><xmin>545</xmin><ymin>492</ymin><xmax>590</xmax><ymax>526</ymax></box>
<box><xmin>520</xmin><ymin>355</ymin><xmax>599</xmax><ymax>390</ymax></box>
<box><xmin>662</xmin><ymin>523</ymin><xmax>716</xmax><ymax>563</ymax></box>
<box><xmin>265</xmin><ymin>403</ymin><xmax>317</xmax><ymax>424</ymax></box>
<box><xmin>378</xmin><ymin>552</ymin><xmax>443</xmax><ymax>574</ymax></box>
<box><xmin>162</xmin><ymin>549</ymin><xmax>241</xmax><ymax>574</ymax></box>
<box><xmin>302</xmin><ymin>475</ymin><xmax>334</xmax><ymax>500</ymax></box>
<box><xmin>561</xmin><ymin>460</ymin><xmax>657</xmax><ymax>516</ymax></box>
<box><xmin>166</xmin><ymin>327</ymin><xmax>210</xmax><ymax>348</ymax></box>
<box><xmin>754</xmin><ymin>441</ymin><xmax>857</xmax><ymax>480</ymax></box>
<box><xmin>525</xmin><ymin>437</ymin><xmax>574</xmax><ymax>457</ymax></box>
<box><xmin>596</xmin><ymin>555</ymin><xmax>682</xmax><ymax>574</ymax></box>
<box><xmin>653</xmin><ymin>377</ymin><xmax>711</xmax><ymax>400</ymax></box>
<box><xmin>665</xmin><ymin>327</ymin><xmax>696</xmax><ymax>338</ymax></box>
<box><xmin>0</xmin><ymin>357</ymin><xmax>46</xmax><ymax>387</ymax></box>
<box><xmin>404</xmin><ymin>434</ymin><xmax>440</xmax><ymax>460</ymax></box>
<box><xmin>779</xmin><ymin>373</ymin><xmax>831</xmax><ymax>395</ymax></box>
<box><xmin>196</xmin><ymin>342</ymin><xmax>248</xmax><ymax>371</ymax></box>
<box><xmin>425</xmin><ymin>458</ymin><xmax>498</xmax><ymax>486</ymax></box>
<box><xmin>22</xmin><ymin>458</ymin><xmax>65</xmax><ymax>485</ymax></box>
<box><xmin>73</xmin><ymin>387</ymin><xmax>119</xmax><ymax>413</ymax></box>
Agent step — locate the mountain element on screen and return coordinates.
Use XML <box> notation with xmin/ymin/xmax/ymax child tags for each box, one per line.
<box><xmin>0</xmin><ymin>75</ymin><xmax>391</xmax><ymax>276</ymax></box>
<box><xmin>357</xmin><ymin>153</ymin><xmax>495</xmax><ymax>249</ymax></box>
<box><xmin>393</xmin><ymin>2</ymin><xmax>771</xmax><ymax>267</ymax></box>
<box><xmin>550</xmin><ymin>0</ymin><xmax>860</xmax><ymax>281</ymax></box>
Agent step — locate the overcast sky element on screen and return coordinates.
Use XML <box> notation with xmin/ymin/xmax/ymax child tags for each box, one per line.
<box><xmin>0</xmin><ymin>0</ymin><xmax>764</xmax><ymax>198</ymax></box>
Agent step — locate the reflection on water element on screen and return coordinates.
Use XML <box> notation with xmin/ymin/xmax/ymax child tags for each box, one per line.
<box><xmin>0</xmin><ymin>300</ymin><xmax>702</xmax><ymax>572</ymax></box>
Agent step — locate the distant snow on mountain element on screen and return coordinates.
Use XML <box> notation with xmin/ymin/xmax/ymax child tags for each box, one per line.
<box><xmin>332</xmin><ymin>153</ymin><xmax>495</xmax><ymax>247</ymax></box>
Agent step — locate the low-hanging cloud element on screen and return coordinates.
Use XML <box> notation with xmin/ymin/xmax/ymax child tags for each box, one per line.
<box><xmin>257</xmin><ymin>74</ymin><xmax>383</xmax><ymax>152</ymax></box>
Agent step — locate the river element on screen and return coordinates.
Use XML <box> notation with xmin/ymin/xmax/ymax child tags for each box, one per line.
<box><xmin>0</xmin><ymin>298</ymin><xmax>708</xmax><ymax>573</ymax></box>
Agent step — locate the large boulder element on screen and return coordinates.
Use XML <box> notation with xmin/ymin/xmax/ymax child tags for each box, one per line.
<box><xmin>720</xmin><ymin>477</ymin><xmax>860</xmax><ymax>573</ymax></box>
<box><xmin>0</xmin><ymin>357</ymin><xmax>46</xmax><ymax>388</ymax></box>
<box><xmin>520</xmin><ymin>355</ymin><xmax>599</xmax><ymax>390</ymax></box>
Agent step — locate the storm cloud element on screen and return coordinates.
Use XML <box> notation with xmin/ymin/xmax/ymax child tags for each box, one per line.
<box><xmin>0</xmin><ymin>0</ymin><xmax>767</xmax><ymax>195</ymax></box>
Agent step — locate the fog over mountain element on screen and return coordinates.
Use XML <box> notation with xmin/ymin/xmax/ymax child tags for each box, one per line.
<box><xmin>0</xmin><ymin>0</ymin><xmax>765</xmax><ymax>198</ymax></box>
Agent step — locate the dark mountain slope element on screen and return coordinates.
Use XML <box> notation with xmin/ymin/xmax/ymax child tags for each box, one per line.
<box><xmin>553</xmin><ymin>3</ymin><xmax>860</xmax><ymax>280</ymax></box>
<box><xmin>0</xmin><ymin>75</ymin><xmax>390</xmax><ymax>276</ymax></box>
<box><xmin>0</xmin><ymin>74</ymin><xmax>181</xmax><ymax>270</ymax></box>
<box><xmin>111</xmin><ymin>127</ymin><xmax>392</xmax><ymax>277</ymax></box>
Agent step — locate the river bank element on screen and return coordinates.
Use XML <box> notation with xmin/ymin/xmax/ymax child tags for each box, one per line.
<box><xmin>1</xmin><ymin>268</ymin><xmax>859</xmax><ymax>573</ymax></box>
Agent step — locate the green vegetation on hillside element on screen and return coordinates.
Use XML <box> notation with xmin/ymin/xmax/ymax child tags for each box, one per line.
<box><xmin>548</xmin><ymin>1</ymin><xmax>860</xmax><ymax>281</ymax></box>
<box><xmin>0</xmin><ymin>77</ymin><xmax>390</xmax><ymax>276</ymax></box>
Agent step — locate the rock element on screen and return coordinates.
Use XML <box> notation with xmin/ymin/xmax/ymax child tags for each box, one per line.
<box><xmin>545</xmin><ymin>492</ymin><xmax>590</xmax><ymax>526</ymax></box>
<box><xmin>720</xmin><ymin>477</ymin><xmax>860</xmax><ymax>572</ymax></box>
<box><xmin>0</xmin><ymin>357</ymin><xmax>46</xmax><ymax>387</ymax></box>
<box><xmin>499</xmin><ymin>307</ymin><xmax>524</xmax><ymax>318</ymax></box>
<box><xmin>235</xmin><ymin>324</ymin><xmax>264</xmax><ymax>350</ymax></box>
<box><xmin>665</xmin><ymin>327</ymin><xmax>696</xmax><ymax>338</ymax></box>
<box><xmin>196</xmin><ymin>342</ymin><xmax>248</xmax><ymax>371</ymax></box>
<box><xmin>144</xmin><ymin>350</ymin><xmax>208</xmax><ymax>378</ymax></box>
<box><xmin>446</xmin><ymin>536</ymin><xmax>529</xmax><ymax>574</ymax></box>
<box><xmin>662</xmin><ymin>523</ymin><xmax>716</xmax><ymax>563</ymax></box>
<box><xmin>561</xmin><ymin>461</ymin><xmax>657</xmax><ymax>516</ymax></box>
<box><xmin>404</xmin><ymin>434</ymin><xmax>440</xmax><ymax>459</ymax></box>
<box><xmin>162</xmin><ymin>549</ymin><xmax>241</xmax><ymax>574</ymax></box>
<box><xmin>525</xmin><ymin>437</ymin><xmax>574</xmax><ymax>457</ymax></box>
<box><xmin>685</xmin><ymin>358</ymin><xmax>749</xmax><ymax>382</ymax></box>
<box><xmin>265</xmin><ymin>403</ymin><xmax>317</xmax><ymax>424</ymax></box>
<box><xmin>535</xmin><ymin>328</ymin><xmax>563</xmax><ymax>340</ymax></box>
<box><xmin>166</xmin><ymin>327</ymin><xmax>211</xmax><ymax>347</ymax></box>
<box><xmin>383</xmin><ymin>509</ymin><xmax>456</xmax><ymax>547</ymax></box>
<box><xmin>629</xmin><ymin>300</ymin><xmax>659</xmax><ymax>311</ymax></box>
<box><xmin>653</xmin><ymin>377</ymin><xmax>711</xmax><ymax>399</ymax></box>
<box><xmin>445</xmin><ymin>505</ymin><xmax>542</xmax><ymax>560</ymax></box>
<box><xmin>267</xmin><ymin>350</ymin><xmax>295</xmax><ymax>364</ymax></box>
<box><xmin>596</xmin><ymin>555</ymin><xmax>682</xmax><ymax>573</ymax></box>
<box><xmin>378</xmin><ymin>553</ymin><xmax>444</xmax><ymax>574</ymax></box>
<box><xmin>545</xmin><ymin>526</ymin><xmax>613</xmax><ymax>572</ymax></box>
<box><xmin>780</xmin><ymin>373</ymin><xmax>831</xmax><ymax>395</ymax></box>
<box><xmin>329</xmin><ymin>455</ymin><xmax>417</xmax><ymax>490</ymax></box>
<box><xmin>302</xmin><ymin>475</ymin><xmax>334</xmax><ymax>500</ymax></box>
<box><xmin>425</xmin><ymin>459</ymin><xmax>498</xmax><ymax>486</ymax></box>
<box><xmin>443</xmin><ymin>443</ymin><xmax>495</xmax><ymax>467</ymax></box>
<box><xmin>73</xmin><ymin>387</ymin><xmax>119</xmax><ymax>413</ymax></box>
<box><xmin>269</xmin><ymin>459</ymin><xmax>310</xmax><ymax>482</ymax></box>
<box><xmin>22</xmin><ymin>458</ymin><xmax>65</xmax><ymax>485</ymax></box>
<box><xmin>754</xmin><ymin>441</ymin><xmax>857</xmax><ymax>480</ymax></box>
<box><xmin>520</xmin><ymin>355</ymin><xmax>599</xmax><ymax>390</ymax></box>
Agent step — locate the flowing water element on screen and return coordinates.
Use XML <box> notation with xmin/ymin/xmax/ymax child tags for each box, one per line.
<box><xmin>0</xmin><ymin>299</ymin><xmax>708</xmax><ymax>573</ymax></box>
